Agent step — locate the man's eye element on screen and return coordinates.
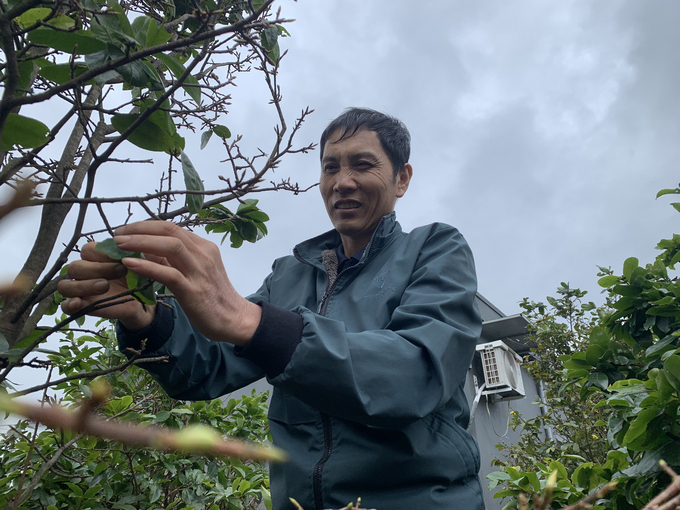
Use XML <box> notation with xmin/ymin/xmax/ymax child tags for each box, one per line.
<box><xmin>355</xmin><ymin>162</ymin><xmax>372</xmax><ymax>170</ymax></box>
<box><xmin>324</xmin><ymin>165</ymin><xmax>338</xmax><ymax>173</ymax></box>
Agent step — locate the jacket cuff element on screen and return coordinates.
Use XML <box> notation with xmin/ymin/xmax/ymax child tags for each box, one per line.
<box><xmin>116</xmin><ymin>301</ymin><xmax>175</xmax><ymax>355</ymax></box>
<box><xmin>234</xmin><ymin>300</ymin><xmax>303</xmax><ymax>379</ymax></box>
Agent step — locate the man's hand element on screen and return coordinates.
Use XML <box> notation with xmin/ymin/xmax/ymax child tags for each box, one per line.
<box><xmin>62</xmin><ymin>221</ymin><xmax>261</xmax><ymax>346</ymax></box>
<box><xmin>58</xmin><ymin>242</ymin><xmax>157</xmax><ymax>330</ymax></box>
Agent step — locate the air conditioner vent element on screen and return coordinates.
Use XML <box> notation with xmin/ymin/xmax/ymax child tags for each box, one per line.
<box><xmin>475</xmin><ymin>341</ymin><xmax>525</xmax><ymax>401</ymax></box>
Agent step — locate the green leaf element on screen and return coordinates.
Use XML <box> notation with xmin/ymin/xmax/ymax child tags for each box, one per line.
<box><xmin>612</xmin><ymin>296</ymin><xmax>638</xmax><ymax>311</ymax></box>
<box><xmin>623</xmin><ymin>257</ymin><xmax>639</xmax><ymax>282</ymax></box>
<box><xmin>17</xmin><ymin>60</ymin><xmax>34</xmax><ymax>91</ymax></box>
<box><xmin>95</xmin><ymin>238</ymin><xmax>136</xmax><ymax>260</ymax></box>
<box><xmin>656</xmin><ymin>188</ymin><xmax>680</xmax><ymax>198</ymax></box>
<box><xmin>111</xmin><ymin>113</ymin><xmax>176</xmax><ymax>153</ymax></box>
<box><xmin>117</xmin><ymin>60</ymin><xmax>151</xmax><ymax>87</ymax></box>
<box><xmin>155</xmin><ymin>53</ymin><xmax>201</xmax><ymax>105</ymax></box>
<box><xmin>646</xmin><ymin>334</ymin><xmax>677</xmax><ymax>357</ymax></box>
<box><xmin>38</xmin><ymin>63</ymin><xmax>89</xmax><ymax>85</ymax></box>
<box><xmin>131</xmin><ymin>15</ymin><xmax>153</xmax><ymax>45</ymax></box>
<box><xmin>200</xmin><ymin>130</ymin><xmax>212</xmax><ymax>150</ymax></box>
<box><xmin>646</xmin><ymin>305</ymin><xmax>679</xmax><ymax>317</ymax></box>
<box><xmin>585</xmin><ymin>345</ymin><xmax>604</xmax><ymax>365</ymax></box>
<box><xmin>27</xmin><ymin>28</ymin><xmax>107</xmax><ymax>54</ymax></box>
<box><xmin>564</xmin><ymin>358</ymin><xmax>592</xmax><ymax>370</ymax></box>
<box><xmin>260</xmin><ymin>487</ymin><xmax>272</xmax><ymax>510</ymax></box>
<box><xmin>230</xmin><ymin>231</ymin><xmax>243</xmax><ymax>249</ymax></box>
<box><xmin>245</xmin><ymin>210</ymin><xmax>270</xmax><ymax>223</ymax></box>
<box><xmin>548</xmin><ymin>460</ymin><xmax>569</xmax><ymax>480</ymax></box>
<box><xmin>1</xmin><ymin>113</ymin><xmax>50</xmax><ymax>151</ymax></box>
<box><xmin>597</xmin><ymin>275</ymin><xmax>619</xmax><ymax>288</ymax></box>
<box><xmin>664</xmin><ymin>355</ymin><xmax>680</xmax><ymax>382</ymax></box>
<box><xmin>261</xmin><ymin>26</ymin><xmax>278</xmax><ymax>51</ymax></box>
<box><xmin>213</xmin><ymin>125</ymin><xmax>231</xmax><ymax>139</ymax></box>
<box><xmin>46</xmin><ymin>14</ymin><xmax>76</xmax><ymax>30</ymax></box>
<box><xmin>236</xmin><ymin>220</ymin><xmax>258</xmax><ymax>243</ymax></box>
<box><xmin>266</xmin><ymin>41</ymin><xmax>280</xmax><ymax>64</ymax></box>
<box><xmin>237</xmin><ymin>198</ymin><xmax>259</xmax><ymax>213</ymax></box>
<box><xmin>140</xmin><ymin>97</ymin><xmax>175</xmax><ymax>135</ymax></box>
<box><xmin>16</xmin><ymin>8</ymin><xmax>53</xmax><ymax>27</ymax></box>
<box><xmin>94</xmin><ymin>461</ymin><xmax>109</xmax><ymax>476</ymax></box>
<box><xmin>589</xmin><ymin>327</ymin><xmax>609</xmax><ymax>348</ymax></box>
<box><xmin>16</xmin><ymin>8</ymin><xmax>75</xmax><ymax>29</ymax></box>
<box><xmin>83</xmin><ymin>485</ymin><xmax>101</xmax><ymax>498</ymax></box>
<box><xmin>657</xmin><ymin>370</ymin><xmax>674</xmax><ymax>403</ymax></box>
<box><xmin>622</xmin><ymin>406</ymin><xmax>663</xmax><ymax>445</ymax></box>
<box><xmin>671</xmin><ymin>203</ymin><xmax>680</xmax><ymax>213</ymax></box>
<box><xmin>587</xmin><ymin>372</ymin><xmax>609</xmax><ymax>391</ymax></box>
<box><xmin>149</xmin><ymin>484</ymin><xmax>162</xmax><ymax>503</ymax></box>
<box><xmin>127</xmin><ymin>271</ymin><xmax>155</xmax><ymax>305</ymax></box>
<box><xmin>90</xmin><ymin>8</ymin><xmax>136</xmax><ymax>46</ymax></box>
<box><xmin>148</xmin><ymin>25</ymin><xmax>172</xmax><ymax>46</ymax></box>
<box><xmin>141</xmin><ymin>60</ymin><xmax>164</xmax><ymax>91</ymax></box>
<box><xmin>612</xmin><ymin>284</ymin><xmax>641</xmax><ymax>297</ymax></box>
<box><xmin>155</xmin><ymin>410</ymin><xmax>171</xmax><ymax>422</ymax></box>
<box><xmin>181</xmin><ymin>152</ymin><xmax>204</xmax><ymax>214</ymax></box>
<box><xmin>66</xmin><ymin>482</ymin><xmax>83</xmax><ymax>497</ymax></box>
<box><xmin>84</xmin><ymin>49</ymin><xmax>122</xmax><ymax>84</ymax></box>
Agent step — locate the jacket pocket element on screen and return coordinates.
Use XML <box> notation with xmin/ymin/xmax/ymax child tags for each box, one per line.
<box><xmin>268</xmin><ymin>387</ymin><xmax>321</xmax><ymax>424</ymax></box>
<box><xmin>429</xmin><ymin>412</ymin><xmax>480</xmax><ymax>477</ymax></box>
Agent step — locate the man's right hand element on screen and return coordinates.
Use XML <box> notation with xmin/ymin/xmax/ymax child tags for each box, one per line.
<box><xmin>57</xmin><ymin>242</ymin><xmax>157</xmax><ymax>331</ymax></box>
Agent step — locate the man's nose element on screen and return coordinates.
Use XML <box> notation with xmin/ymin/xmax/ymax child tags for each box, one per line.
<box><xmin>333</xmin><ymin>168</ymin><xmax>358</xmax><ymax>193</ymax></box>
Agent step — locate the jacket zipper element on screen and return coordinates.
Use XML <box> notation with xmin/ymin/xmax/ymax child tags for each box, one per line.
<box><xmin>294</xmin><ymin>233</ymin><xmax>381</xmax><ymax>509</ymax></box>
<box><xmin>313</xmin><ymin>413</ymin><xmax>333</xmax><ymax>509</ymax></box>
<box><xmin>311</xmin><ymin>266</ymin><xmax>347</xmax><ymax>509</ymax></box>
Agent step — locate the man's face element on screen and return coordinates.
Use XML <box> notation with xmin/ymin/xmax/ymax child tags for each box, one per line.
<box><xmin>320</xmin><ymin>128</ymin><xmax>411</xmax><ymax>253</ymax></box>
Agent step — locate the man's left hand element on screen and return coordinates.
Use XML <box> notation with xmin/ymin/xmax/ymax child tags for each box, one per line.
<box><xmin>113</xmin><ymin>221</ymin><xmax>261</xmax><ymax>346</ymax></box>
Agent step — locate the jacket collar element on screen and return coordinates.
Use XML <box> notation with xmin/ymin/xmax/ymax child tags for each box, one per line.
<box><xmin>294</xmin><ymin>212</ymin><xmax>401</xmax><ymax>269</ymax></box>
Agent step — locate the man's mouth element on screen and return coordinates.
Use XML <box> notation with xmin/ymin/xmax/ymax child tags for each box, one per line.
<box><xmin>335</xmin><ymin>201</ymin><xmax>361</xmax><ymax>210</ymax></box>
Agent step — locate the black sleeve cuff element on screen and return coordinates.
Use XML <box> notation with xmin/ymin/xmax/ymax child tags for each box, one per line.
<box><xmin>117</xmin><ymin>301</ymin><xmax>175</xmax><ymax>355</ymax></box>
<box><xmin>234</xmin><ymin>300</ymin><xmax>303</xmax><ymax>379</ymax></box>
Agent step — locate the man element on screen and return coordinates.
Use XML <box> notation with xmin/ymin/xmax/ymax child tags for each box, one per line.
<box><xmin>59</xmin><ymin>108</ymin><xmax>484</xmax><ymax>510</ymax></box>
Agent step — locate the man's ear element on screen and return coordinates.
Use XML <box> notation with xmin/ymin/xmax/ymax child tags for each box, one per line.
<box><xmin>396</xmin><ymin>163</ymin><xmax>413</xmax><ymax>198</ymax></box>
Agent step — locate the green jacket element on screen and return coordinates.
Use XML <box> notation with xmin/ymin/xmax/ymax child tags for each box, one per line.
<box><xmin>118</xmin><ymin>213</ymin><xmax>484</xmax><ymax>510</ymax></box>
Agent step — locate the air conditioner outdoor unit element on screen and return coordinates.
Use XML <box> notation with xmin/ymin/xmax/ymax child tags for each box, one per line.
<box><xmin>475</xmin><ymin>340</ymin><xmax>525</xmax><ymax>401</ymax></box>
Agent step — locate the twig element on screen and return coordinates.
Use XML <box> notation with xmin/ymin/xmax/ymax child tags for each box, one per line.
<box><xmin>642</xmin><ymin>461</ymin><xmax>680</xmax><ymax>510</ymax></box>
<box><xmin>11</xmin><ymin>355</ymin><xmax>169</xmax><ymax>397</ymax></box>
<box><xmin>561</xmin><ymin>481</ymin><xmax>618</xmax><ymax>510</ymax></box>
<box><xmin>0</xmin><ymin>382</ymin><xmax>287</xmax><ymax>463</ymax></box>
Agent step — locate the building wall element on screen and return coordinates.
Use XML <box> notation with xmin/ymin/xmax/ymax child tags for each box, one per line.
<box><xmin>465</xmin><ymin>367</ymin><xmax>541</xmax><ymax>510</ymax></box>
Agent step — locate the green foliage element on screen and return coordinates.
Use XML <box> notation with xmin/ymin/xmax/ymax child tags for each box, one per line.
<box><xmin>1</xmin><ymin>0</ymin><xmax>288</xmax><ymax>193</ymax></box>
<box><xmin>494</xmin><ymin>284</ymin><xmax>609</xmax><ymax>474</ymax></box>
<box><xmin>181</xmin><ymin>151</ymin><xmax>205</xmax><ymax>214</ymax></box>
<box><xmin>0</xmin><ymin>113</ymin><xmax>50</xmax><ymax>151</ymax></box>
<box><xmin>488</xmin><ymin>457</ymin><xmax>625</xmax><ymax>510</ymax></box>
<box><xmin>199</xmin><ymin>199</ymin><xmax>270</xmax><ymax>248</ymax></box>
<box><xmin>0</xmin><ymin>1</ymin><xmax>304</xmax><ymax>506</ymax></box>
<box><xmin>490</xmin><ymin>187</ymin><xmax>680</xmax><ymax>509</ymax></box>
<box><xmin>0</xmin><ymin>323</ymin><xmax>271</xmax><ymax>509</ymax></box>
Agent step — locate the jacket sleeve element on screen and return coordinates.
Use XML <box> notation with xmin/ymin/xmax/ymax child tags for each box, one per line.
<box><xmin>115</xmin><ymin>279</ymin><xmax>273</xmax><ymax>401</ymax></box>
<box><xmin>257</xmin><ymin>225</ymin><xmax>481</xmax><ymax>428</ymax></box>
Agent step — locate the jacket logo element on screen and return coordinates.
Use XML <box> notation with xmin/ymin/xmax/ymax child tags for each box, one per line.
<box><xmin>366</xmin><ymin>270</ymin><xmax>395</xmax><ymax>299</ymax></box>
<box><xmin>373</xmin><ymin>270</ymin><xmax>390</xmax><ymax>289</ymax></box>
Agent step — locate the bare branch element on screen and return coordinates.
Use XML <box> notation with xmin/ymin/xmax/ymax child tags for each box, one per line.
<box><xmin>12</xmin><ymin>355</ymin><xmax>170</xmax><ymax>397</ymax></box>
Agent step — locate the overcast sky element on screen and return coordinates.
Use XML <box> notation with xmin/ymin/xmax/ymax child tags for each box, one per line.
<box><xmin>2</xmin><ymin>0</ymin><xmax>679</xmax><ymax>318</ymax></box>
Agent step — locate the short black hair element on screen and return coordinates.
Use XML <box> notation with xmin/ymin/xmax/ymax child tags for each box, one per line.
<box><xmin>319</xmin><ymin>108</ymin><xmax>411</xmax><ymax>176</ymax></box>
